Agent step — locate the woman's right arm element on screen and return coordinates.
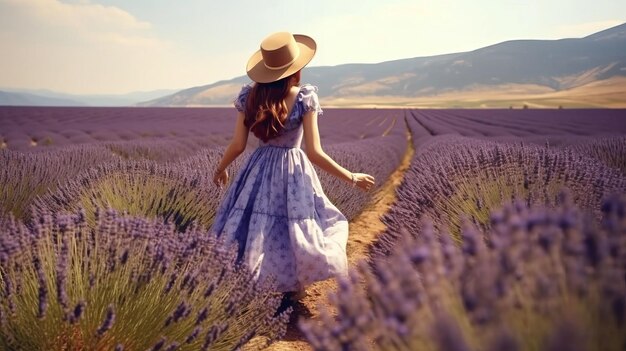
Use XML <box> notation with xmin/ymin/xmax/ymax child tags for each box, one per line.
<box><xmin>302</xmin><ymin>110</ymin><xmax>375</xmax><ymax>191</ymax></box>
<box><xmin>213</xmin><ymin>112</ymin><xmax>249</xmax><ymax>187</ymax></box>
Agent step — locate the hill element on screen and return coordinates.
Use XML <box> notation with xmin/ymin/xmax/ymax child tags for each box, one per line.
<box><xmin>142</xmin><ymin>23</ymin><xmax>626</xmax><ymax>108</ymax></box>
<box><xmin>0</xmin><ymin>89</ymin><xmax>178</xmax><ymax>107</ymax></box>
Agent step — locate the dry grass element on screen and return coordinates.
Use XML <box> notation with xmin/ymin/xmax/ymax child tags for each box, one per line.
<box><xmin>321</xmin><ymin>77</ymin><xmax>626</xmax><ymax>109</ymax></box>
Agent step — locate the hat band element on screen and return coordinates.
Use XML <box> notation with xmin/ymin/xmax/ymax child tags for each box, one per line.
<box><xmin>264</xmin><ymin>55</ymin><xmax>298</xmax><ymax>70</ymax></box>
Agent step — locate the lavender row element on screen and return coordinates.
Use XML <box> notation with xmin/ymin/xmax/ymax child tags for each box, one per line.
<box><xmin>562</xmin><ymin>136</ymin><xmax>626</xmax><ymax>174</ymax></box>
<box><xmin>404</xmin><ymin>110</ymin><xmax>435</xmax><ymax>150</ymax></box>
<box><xmin>0</xmin><ymin>207</ymin><xmax>289</xmax><ymax>350</ymax></box>
<box><xmin>0</xmin><ymin>107</ymin><xmax>405</xmax><ymax>151</ymax></box>
<box><xmin>411</xmin><ymin>109</ymin><xmax>626</xmax><ymax>138</ymax></box>
<box><xmin>0</xmin><ymin>105</ymin><xmax>408</xmax><ymax>223</ymax></box>
<box><xmin>318</xmin><ymin>124</ymin><xmax>408</xmax><ymax>220</ymax></box>
<box><xmin>0</xmin><ymin>107</ymin><xmax>235</xmax><ymax>151</ymax></box>
<box><xmin>0</xmin><ymin>141</ymin><xmax>232</xmax><ymax>223</ymax></box>
<box><xmin>410</xmin><ymin>110</ymin><xmax>459</xmax><ymax>136</ymax></box>
<box><xmin>30</xmin><ymin>148</ymin><xmax>242</xmax><ymax>232</ymax></box>
<box><xmin>318</xmin><ymin>109</ymin><xmax>405</xmax><ymax>144</ymax></box>
<box><xmin>301</xmin><ymin>195</ymin><xmax>626</xmax><ymax>351</ymax></box>
<box><xmin>0</xmin><ymin>145</ymin><xmax>121</xmax><ymax>220</ymax></box>
<box><xmin>104</xmin><ymin>138</ymin><xmax>220</xmax><ymax>162</ymax></box>
<box><xmin>372</xmin><ymin>135</ymin><xmax>626</xmax><ymax>260</ymax></box>
<box><xmin>4</xmin><ymin>127</ymin><xmax>406</xmax><ymax>232</ymax></box>
<box><xmin>455</xmin><ymin>134</ymin><xmax>626</xmax><ymax>176</ymax></box>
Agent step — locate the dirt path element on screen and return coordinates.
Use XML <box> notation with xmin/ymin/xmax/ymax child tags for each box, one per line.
<box><xmin>266</xmin><ymin>128</ymin><xmax>414</xmax><ymax>351</ymax></box>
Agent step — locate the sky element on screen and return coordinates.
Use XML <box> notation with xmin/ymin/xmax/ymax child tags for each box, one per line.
<box><xmin>0</xmin><ymin>0</ymin><xmax>624</xmax><ymax>95</ymax></box>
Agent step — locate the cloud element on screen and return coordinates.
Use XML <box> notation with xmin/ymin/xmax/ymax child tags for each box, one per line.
<box><xmin>3</xmin><ymin>0</ymin><xmax>151</xmax><ymax>29</ymax></box>
<box><xmin>554</xmin><ymin>20</ymin><xmax>624</xmax><ymax>38</ymax></box>
<box><xmin>0</xmin><ymin>0</ymin><xmax>155</xmax><ymax>45</ymax></box>
<box><xmin>0</xmin><ymin>0</ymin><xmax>205</xmax><ymax>94</ymax></box>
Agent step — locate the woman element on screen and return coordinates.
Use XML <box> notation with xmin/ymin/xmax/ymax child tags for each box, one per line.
<box><xmin>210</xmin><ymin>32</ymin><xmax>375</xmax><ymax>296</ymax></box>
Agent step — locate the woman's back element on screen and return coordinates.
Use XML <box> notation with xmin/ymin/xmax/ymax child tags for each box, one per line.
<box><xmin>234</xmin><ymin>83</ymin><xmax>323</xmax><ymax>149</ymax></box>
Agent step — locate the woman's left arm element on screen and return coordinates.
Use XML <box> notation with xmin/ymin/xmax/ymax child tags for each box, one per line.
<box><xmin>213</xmin><ymin>112</ymin><xmax>249</xmax><ymax>186</ymax></box>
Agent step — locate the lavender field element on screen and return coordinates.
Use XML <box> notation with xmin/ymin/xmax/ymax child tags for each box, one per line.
<box><xmin>1</xmin><ymin>106</ymin><xmax>625</xmax><ymax>350</ymax></box>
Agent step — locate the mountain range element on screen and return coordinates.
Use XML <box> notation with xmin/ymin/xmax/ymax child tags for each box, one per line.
<box><xmin>0</xmin><ymin>88</ymin><xmax>178</xmax><ymax>107</ymax></box>
<box><xmin>2</xmin><ymin>23</ymin><xmax>625</xmax><ymax>108</ymax></box>
<box><xmin>143</xmin><ymin>22</ymin><xmax>626</xmax><ymax>108</ymax></box>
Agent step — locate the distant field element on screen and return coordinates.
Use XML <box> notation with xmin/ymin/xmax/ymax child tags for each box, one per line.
<box><xmin>0</xmin><ymin>106</ymin><xmax>401</xmax><ymax>151</ymax></box>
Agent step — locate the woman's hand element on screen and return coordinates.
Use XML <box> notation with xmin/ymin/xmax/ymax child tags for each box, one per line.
<box><xmin>213</xmin><ymin>168</ymin><xmax>229</xmax><ymax>188</ymax></box>
<box><xmin>351</xmin><ymin>173</ymin><xmax>375</xmax><ymax>192</ymax></box>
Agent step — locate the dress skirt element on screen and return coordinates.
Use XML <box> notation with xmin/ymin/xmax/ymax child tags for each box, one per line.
<box><xmin>210</xmin><ymin>144</ymin><xmax>349</xmax><ymax>292</ymax></box>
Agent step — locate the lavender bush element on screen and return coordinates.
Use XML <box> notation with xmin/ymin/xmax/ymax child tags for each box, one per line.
<box><xmin>0</xmin><ymin>146</ymin><xmax>120</xmax><ymax>221</ymax></box>
<box><xmin>32</xmin><ymin>155</ymin><xmax>228</xmax><ymax>232</ymax></box>
<box><xmin>104</xmin><ymin>139</ymin><xmax>214</xmax><ymax>162</ymax></box>
<box><xmin>373</xmin><ymin>135</ymin><xmax>626</xmax><ymax>259</ymax></box>
<box><xmin>562</xmin><ymin>136</ymin><xmax>626</xmax><ymax>174</ymax></box>
<box><xmin>0</xmin><ymin>207</ymin><xmax>289</xmax><ymax>350</ymax></box>
<box><xmin>478</xmin><ymin>136</ymin><xmax>626</xmax><ymax>176</ymax></box>
<box><xmin>301</xmin><ymin>194</ymin><xmax>626</xmax><ymax>351</ymax></box>
<box><xmin>317</xmin><ymin>126</ymin><xmax>407</xmax><ymax>220</ymax></box>
<box><xmin>410</xmin><ymin>109</ymin><xmax>626</xmax><ymax>138</ymax></box>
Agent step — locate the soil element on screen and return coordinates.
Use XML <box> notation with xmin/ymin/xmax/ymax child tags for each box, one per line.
<box><xmin>265</xmin><ymin>130</ymin><xmax>414</xmax><ymax>351</ymax></box>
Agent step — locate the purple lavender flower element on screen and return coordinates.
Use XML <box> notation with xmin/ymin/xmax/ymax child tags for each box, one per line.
<box><xmin>55</xmin><ymin>218</ymin><xmax>71</xmax><ymax>312</ymax></box>
<box><xmin>203</xmin><ymin>283</ymin><xmax>215</xmax><ymax>298</ymax></box>
<box><xmin>150</xmin><ymin>337</ymin><xmax>166</xmax><ymax>351</ymax></box>
<box><xmin>119</xmin><ymin>249</ymin><xmax>129</xmax><ymax>265</ymax></box>
<box><xmin>172</xmin><ymin>301</ymin><xmax>189</xmax><ymax>323</ymax></box>
<box><xmin>69</xmin><ymin>300</ymin><xmax>85</xmax><ymax>324</ymax></box>
<box><xmin>96</xmin><ymin>304</ymin><xmax>115</xmax><ymax>337</ymax></box>
<box><xmin>196</xmin><ymin>307</ymin><xmax>208</xmax><ymax>326</ymax></box>
<box><xmin>185</xmin><ymin>326</ymin><xmax>201</xmax><ymax>344</ymax></box>
<box><xmin>201</xmin><ymin>324</ymin><xmax>221</xmax><ymax>351</ymax></box>
<box><xmin>33</xmin><ymin>256</ymin><xmax>48</xmax><ymax>319</ymax></box>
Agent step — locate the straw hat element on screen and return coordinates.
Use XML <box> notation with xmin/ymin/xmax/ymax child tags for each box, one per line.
<box><xmin>246</xmin><ymin>32</ymin><xmax>316</xmax><ymax>83</ymax></box>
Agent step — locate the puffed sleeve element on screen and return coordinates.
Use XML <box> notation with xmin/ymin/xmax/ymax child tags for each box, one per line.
<box><xmin>233</xmin><ymin>84</ymin><xmax>253</xmax><ymax>112</ymax></box>
<box><xmin>299</xmin><ymin>84</ymin><xmax>323</xmax><ymax>116</ymax></box>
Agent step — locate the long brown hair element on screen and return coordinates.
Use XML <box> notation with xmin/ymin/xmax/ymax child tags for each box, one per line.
<box><xmin>244</xmin><ymin>71</ymin><xmax>300</xmax><ymax>142</ymax></box>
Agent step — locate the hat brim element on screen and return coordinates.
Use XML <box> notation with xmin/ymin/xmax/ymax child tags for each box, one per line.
<box><xmin>246</xmin><ymin>34</ymin><xmax>316</xmax><ymax>83</ymax></box>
